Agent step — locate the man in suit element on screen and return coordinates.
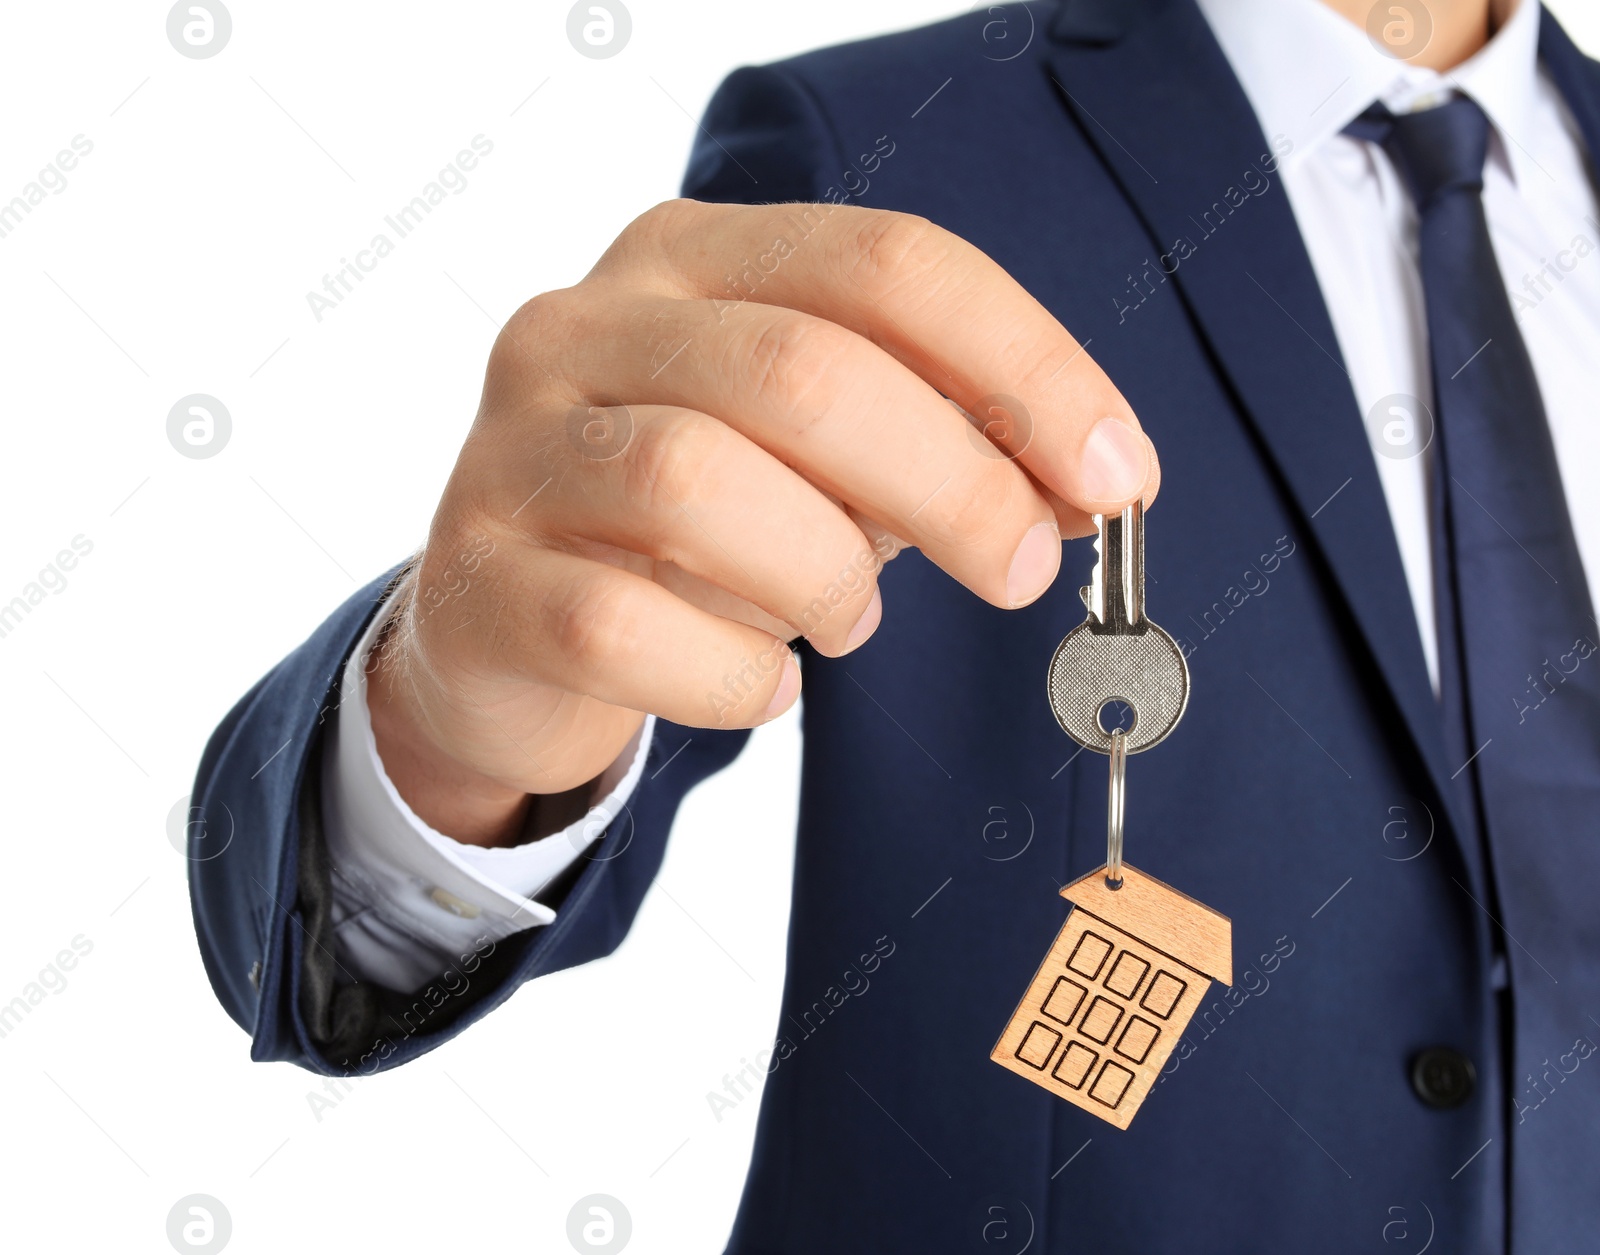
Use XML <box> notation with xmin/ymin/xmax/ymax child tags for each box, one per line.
<box><xmin>188</xmin><ymin>0</ymin><xmax>1600</xmax><ymax>1249</ymax></box>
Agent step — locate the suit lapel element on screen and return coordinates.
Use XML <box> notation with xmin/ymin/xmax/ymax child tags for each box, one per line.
<box><xmin>1537</xmin><ymin>8</ymin><xmax>1600</xmax><ymax>162</ymax></box>
<box><xmin>1045</xmin><ymin>0</ymin><xmax>1477</xmax><ymax>850</ymax></box>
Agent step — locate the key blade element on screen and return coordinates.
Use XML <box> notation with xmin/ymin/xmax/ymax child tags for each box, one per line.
<box><xmin>1087</xmin><ymin>518</ymin><xmax>1107</xmax><ymax>625</ymax></box>
<box><xmin>1091</xmin><ymin>503</ymin><xmax>1145</xmax><ymax>632</ymax></box>
<box><xmin>1122</xmin><ymin>499</ymin><xmax>1145</xmax><ymax>627</ymax></box>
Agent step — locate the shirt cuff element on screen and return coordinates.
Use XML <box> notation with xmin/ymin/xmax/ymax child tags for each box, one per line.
<box><xmin>319</xmin><ymin>591</ymin><xmax>655</xmax><ymax>992</ymax></box>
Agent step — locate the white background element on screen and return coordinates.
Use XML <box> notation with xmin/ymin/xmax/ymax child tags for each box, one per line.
<box><xmin>2</xmin><ymin>2</ymin><xmax>1597</xmax><ymax>1253</ymax></box>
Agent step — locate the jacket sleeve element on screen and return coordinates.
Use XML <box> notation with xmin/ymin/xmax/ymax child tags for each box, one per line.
<box><xmin>187</xmin><ymin>64</ymin><xmax>840</xmax><ymax>1076</ymax></box>
<box><xmin>681</xmin><ymin>62</ymin><xmax>848</xmax><ymax>204</ymax></box>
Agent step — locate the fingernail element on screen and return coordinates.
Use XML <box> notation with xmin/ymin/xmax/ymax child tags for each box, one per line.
<box><xmin>843</xmin><ymin>587</ymin><xmax>883</xmax><ymax>653</ymax></box>
<box><xmin>1006</xmin><ymin>521</ymin><xmax>1061</xmax><ymax>608</ymax></box>
<box><xmin>761</xmin><ymin>654</ymin><xmax>802</xmax><ymax>721</ymax></box>
<box><xmin>1080</xmin><ymin>417</ymin><xmax>1148</xmax><ymax>504</ymax></box>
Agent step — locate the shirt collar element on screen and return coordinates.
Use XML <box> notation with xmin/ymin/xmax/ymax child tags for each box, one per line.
<box><xmin>1194</xmin><ymin>0</ymin><xmax>1543</xmax><ymax>184</ymax></box>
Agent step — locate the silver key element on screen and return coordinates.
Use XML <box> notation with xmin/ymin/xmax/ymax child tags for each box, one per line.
<box><xmin>1047</xmin><ymin>500</ymin><xmax>1190</xmax><ymax>753</ymax></box>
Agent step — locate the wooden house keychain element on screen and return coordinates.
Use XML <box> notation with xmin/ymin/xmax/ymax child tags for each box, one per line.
<box><xmin>991</xmin><ymin>501</ymin><xmax>1233</xmax><ymax>1129</ymax></box>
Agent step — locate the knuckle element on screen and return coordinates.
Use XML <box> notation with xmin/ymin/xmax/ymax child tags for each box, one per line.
<box><xmin>644</xmin><ymin>197</ymin><xmax>704</xmax><ymax>238</ymax></box>
<box><xmin>495</xmin><ymin>290</ymin><xmax>576</xmax><ymax>378</ymax></box>
<box><xmin>621</xmin><ymin>411</ymin><xmax>722</xmax><ymax>525</ymax></box>
<box><xmin>603</xmin><ymin>198</ymin><xmax>704</xmax><ymax>272</ymax></box>
<box><xmin>553</xmin><ymin>571</ymin><xmax>640</xmax><ymax>673</ymax></box>
<box><xmin>505</xmin><ymin>289</ymin><xmax>568</xmax><ymax>342</ymax></box>
<box><xmin>726</xmin><ymin>311</ymin><xmax>835</xmax><ymax>423</ymax></box>
<box><xmin>847</xmin><ymin>211</ymin><xmax>948</xmax><ymax>295</ymax></box>
<box><xmin>927</xmin><ymin>467</ymin><xmax>1022</xmax><ymax>551</ymax></box>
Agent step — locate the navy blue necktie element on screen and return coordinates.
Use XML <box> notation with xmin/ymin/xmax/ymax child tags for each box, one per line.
<box><xmin>1351</xmin><ymin>97</ymin><xmax>1600</xmax><ymax>1250</ymax></box>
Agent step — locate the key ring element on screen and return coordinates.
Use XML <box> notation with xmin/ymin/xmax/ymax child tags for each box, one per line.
<box><xmin>1106</xmin><ymin>727</ymin><xmax>1126</xmax><ymax>889</ymax></box>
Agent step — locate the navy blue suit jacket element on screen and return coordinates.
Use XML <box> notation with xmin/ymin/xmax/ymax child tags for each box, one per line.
<box><xmin>190</xmin><ymin>2</ymin><xmax>1600</xmax><ymax>1250</ymax></box>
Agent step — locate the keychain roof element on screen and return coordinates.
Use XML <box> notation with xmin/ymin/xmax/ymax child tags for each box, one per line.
<box><xmin>1060</xmin><ymin>863</ymin><xmax>1231</xmax><ymax>987</ymax></box>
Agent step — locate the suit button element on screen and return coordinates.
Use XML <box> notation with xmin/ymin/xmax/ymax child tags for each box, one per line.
<box><xmin>1411</xmin><ymin>1048</ymin><xmax>1475</xmax><ymax>1109</ymax></box>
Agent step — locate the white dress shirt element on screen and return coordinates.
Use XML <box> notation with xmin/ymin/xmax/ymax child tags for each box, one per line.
<box><xmin>324</xmin><ymin>0</ymin><xmax>1600</xmax><ymax>992</ymax></box>
<box><xmin>321</xmin><ymin>603</ymin><xmax>655</xmax><ymax>990</ymax></box>
<box><xmin>1198</xmin><ymin>0</ymin><xmax>1600</xmax><ymax>687</ymax></box>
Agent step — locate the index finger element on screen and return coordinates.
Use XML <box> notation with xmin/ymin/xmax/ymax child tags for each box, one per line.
<box><xmin>611</xmin><ymin>201</ymin><xmax>1156</xmax><ymax>533</ymax></box>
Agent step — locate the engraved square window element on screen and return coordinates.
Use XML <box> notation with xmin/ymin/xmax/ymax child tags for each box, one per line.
<box><xmin>1052</xmin><ymin>1041</ymin><xmax>1098</xmax><ymax>1089</ymax></box>
<box><xmin>1041</xmin><ymin>977</ymin><xmax>1087</xmax><ymax>1027</ymax></box>
<box><xmin>1140</xmin><ymin>970</ymin><xmax>1188</xmax><ymax>1020</ymax></box>
<box><xmin>1015</xmin><ymin>1021</ymin><xmax>1062</xmax><ymax>1070</ymax></box>
<box><xmin>1090</xmin><ymin>1060</ymin><xmax>1136</xmax><ymax>1108</ymax></box>
<box><xmin>1079</xmin><ymin>995</ymin><xmax>1125</xmax><ymax>1045</ymax></box>
<box><xmin>1114</xmin><ymin>1015</ymin><xmax>1161</xmax><ymax>1065</ymax></box>
<box><xmin>1066</xmin><ymin>931</ymin><xmax>1113</xmax><ymax>981</ymax></box>
<box><xmin>1104</xmin><ymin>951</ymin><xmax>1150</xmax><ymax>1000</ymax></box>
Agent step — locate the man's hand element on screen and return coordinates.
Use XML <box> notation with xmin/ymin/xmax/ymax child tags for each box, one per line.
<box><xmin>367</xmin><ymin>201</ymin><xmax>1157</xmax><ymax>844</ymax></box>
